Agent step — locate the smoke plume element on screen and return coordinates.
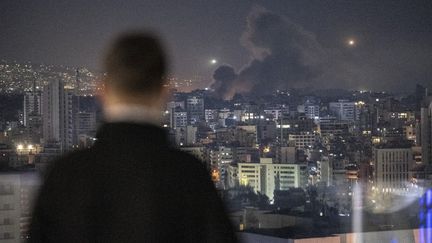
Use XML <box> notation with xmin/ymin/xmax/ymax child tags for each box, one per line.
<box><xmin>212</xmin><ymin>7</ymin><xmax>354</xmax><ymax>99</ymax></box>
<box><xmin>211</xmin><ymin>65</ymin><xmax>238</xmax><ymax>99</ymax></box>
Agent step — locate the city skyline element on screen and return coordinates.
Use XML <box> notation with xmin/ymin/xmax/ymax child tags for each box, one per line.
<box><xmin>0</xmin><ymin>59</ymin><xmax>429</xmax><ymax>95</ymax></box>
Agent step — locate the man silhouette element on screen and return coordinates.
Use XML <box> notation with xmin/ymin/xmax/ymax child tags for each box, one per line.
<box><xmin>29</xmin><ymin>32</ymin><xmax>237</xmax><ymax>243</ymax></box>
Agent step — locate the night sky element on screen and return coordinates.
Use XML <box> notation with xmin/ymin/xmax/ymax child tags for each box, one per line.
<box><xmin>1</xmin><ymin>0</ymin><xmax>431</xmax><ymax>93</ymax></box>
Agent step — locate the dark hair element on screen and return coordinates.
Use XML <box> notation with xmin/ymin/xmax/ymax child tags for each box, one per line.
<box><xmin>104</xmin><ymin>32</ymin><xmax>167</xmax><ymax>95</ymax></box>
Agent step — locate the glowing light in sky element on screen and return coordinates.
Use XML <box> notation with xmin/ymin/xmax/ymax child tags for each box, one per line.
<box><xmin>210</xmin><ymin>59</ymin><xmax>217</xmax><ymax>64</ymax></box>
<box><xmin>348</xmin><ymin>39</ymin><xmax>356</xmax><ymax>46</ymax></box>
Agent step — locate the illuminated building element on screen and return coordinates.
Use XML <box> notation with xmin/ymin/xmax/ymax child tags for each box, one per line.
<box><xmin>304</xmin><ymin>104</ymin><xmax>320</xmax><ymax>120</ymax></box>
<box><xmin>288</xmin><ymin>132</ymin><xmax>316</xmax><ymax>150</ymax></box>
<box><xmin>277</xmin><ymin>117</ymin><xmax>317</xmax><ymax>144</ymax></box>
<box><xmin>263</xmin><ymin>109</ymin><xmax>283</xmax><ymax>121</ymax></box>
<box><xmin>204</xmin><ymin>109</ymin><xmax>218</xmax><ymax>123</ymax></box>
<box><xmin>186</xmin><ymin>94</ymin><xmax>204</xmax><ymax>125</ymax></box>
<box><xmin>171</xmin><ymin>106</ymin><xmax>187</xmax><ymax>128</ymax></box>
<box><xmin>42</xmin><ymin>80</ymin><xmax>74</xmax><ymax>152</ymax></box>
<box><xmin>317</xmin><ymin>157</ymin><xmax>332</xmax><ymax>186</ymax></box>
<box><xmin>373</xmin><ymin>145</ymin><xmax>413</xmax><ymax>192</ymax></box>
<box><xmin>238</xmin><ymin>158</ymin><xmax>307</xmax><ymax>200</ymax></box>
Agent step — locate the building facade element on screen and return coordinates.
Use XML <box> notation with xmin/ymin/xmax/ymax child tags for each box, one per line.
<box><xmin>373</xmin><ymin>146</ymin><xmax>413</xmax><ymax>192</ymax></box>
<box><xmin>329</xmin><ymin>99</ymin><xmax>358</xmax><ymax>122</ymax></box>
<box><xmin>42</xmin><ymin>80</ymin><xmax>74</xmax><ymax>152</ymax></box>
<box><xmin>238</xmin><ymin>158</ymin><xmax>307</xmax><ymax>200</ymax></box>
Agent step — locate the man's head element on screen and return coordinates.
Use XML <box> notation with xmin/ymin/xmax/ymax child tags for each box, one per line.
<box><xmin>102</xmin><ymin>31</ymin><xmax>168</xmax><ymax>106</ymax></box>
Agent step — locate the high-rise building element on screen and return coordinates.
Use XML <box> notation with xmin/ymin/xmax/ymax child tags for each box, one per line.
<box><xmin>186</xmin><ymin>95</ymin><xmax>204</xmax><ymax>125</ymax></box>
<box><xmin>171</xmin><ymin>106</ymin><xmax>187</xmax><ymax>129</ymax></box>
<box><xmin>42</xmin><ymin>80</ymin><xmax>74</xmax><ymax>152</ymax></box>
<box><xmin>75</xmin><ymin>111</ymin><xmax>97</xmax><ymax>141</ymax></box>
<box><xmin>24</xmin><ymin>94</ymin><xmax>43</xmax><ymax>144</ymax></box>
<box><xmin>317</xmin><ymin>157</ymin><xmax>332</xmax><ymax>186</ymax></box>
<box><xmin>23</xmin><ymin>91</ymin><xmax>41</xmax><ymax>127</ymax></box>
<box><xmin>421</xmin><ymin>99</ymin><xmax>432</xmax><ymax>166</ymax></box>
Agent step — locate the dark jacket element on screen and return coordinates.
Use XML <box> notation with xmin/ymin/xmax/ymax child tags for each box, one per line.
<box><xmin>29</xmin><ymin>123</ymin><xmax>237</xmax><ymax>243</ymax></box>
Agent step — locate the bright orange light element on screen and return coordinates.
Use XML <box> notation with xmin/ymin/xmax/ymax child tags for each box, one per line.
<box><xmin>348</xmin><ymin>39</ymin><xmax>356</xmax><ymax>46</ymax></box>
<box><xmin>211</xmin><ymin>169</ymin><xmax>220</xmax><ymax>182</ymax></box>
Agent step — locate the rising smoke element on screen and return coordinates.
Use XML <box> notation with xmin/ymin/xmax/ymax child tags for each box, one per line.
<box><xmin>211</xmin><ymin>65</ymin><xmax>238</xmax><ymax>99</ymax></box>
<box><xmin>212</xmin><ymin>6</ymin><xmax>355</xmax><ymax>100</ymax></box>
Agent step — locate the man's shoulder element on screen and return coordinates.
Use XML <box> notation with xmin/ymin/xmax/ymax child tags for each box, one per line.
<box><xmin>43</xmin><ymin>149</ymin><xmax>95</xmax><ymax>179</ymax></box>
<box><xmin>164</xmin><ymin>148</ymin><xmax>203</xmax><ymax>165</ymax></box>
<box><xmin>162</xmin><ymin>148</ymin><xmax>209</xmax><ymax>175</ymax></box>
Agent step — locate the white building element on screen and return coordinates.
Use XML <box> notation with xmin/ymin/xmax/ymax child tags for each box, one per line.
<box><xmin>238</xmin><ymin>158</ymin><xmax>307</xmax><ymax>200</ymax></box>
<box><xmin>304</xmin><ymin>105</ymin><xmax>320</xmax><ymax>120</ymax></box>
<box><xmin>42</xmin><ymin>80</ymin><xmax>74</xmax><ymax>152</ymax></box>
<box><xmin>186</xmin><ymin>95</ymin><xmax>204</xmax><ymax>125</ymax></box>
<box><xmin>317</xmin><ymin>157</ymin><xmax>332</xmax><ymax>186</ymax></box>
<box><xmin>373</xmin><ymin>146</ymin><xmax>413</xmax><ymax>192</ymax></box>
